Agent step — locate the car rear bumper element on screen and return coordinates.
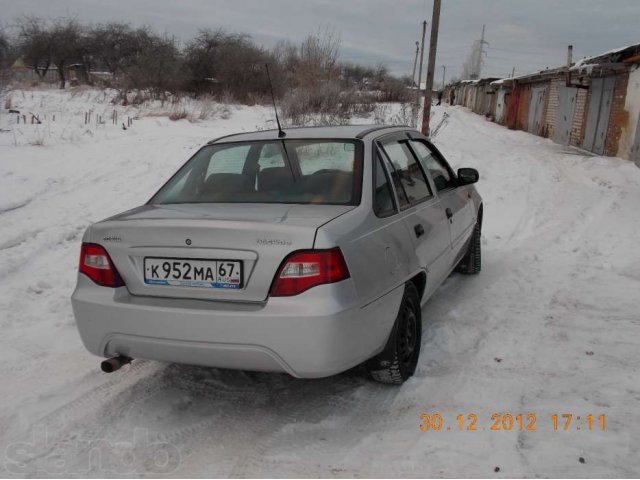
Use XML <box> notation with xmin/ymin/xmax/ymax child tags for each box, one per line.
<box><xmin>71</xmin><ymin>275</ymin><xmax>403</xmax><ymax>378</ymax></box>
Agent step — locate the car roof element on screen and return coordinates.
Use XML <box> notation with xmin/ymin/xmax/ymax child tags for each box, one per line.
<box><xmin>207</xmin><ymin>124</ymin><xmax>415</xmax><ymax>144</ymax></box>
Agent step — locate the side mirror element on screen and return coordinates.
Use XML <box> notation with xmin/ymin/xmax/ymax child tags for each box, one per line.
<box><xmin>457</xmin><ymin>168</ymin><xmax>479</xmax><ymax>186</ymax></box>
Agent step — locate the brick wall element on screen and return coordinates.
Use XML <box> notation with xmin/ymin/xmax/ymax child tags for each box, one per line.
<box><xmin>545</xmin><ymin>78</ymin><xmax>561</xmax><ymax>139</ymax></box>
<box><xmin>605</xmin><ymin>71</ymin><xmax>630</xmax><ymax>156</ymax></box>
<box><xmin>617</xmin><ymin>66</ymin><xmax>640</xmax><ymax>159</ymax></box>
<box><xmin>570</xmin><ymin>88</ymin><xmax>588</xmax><ymax>147</ymax></box>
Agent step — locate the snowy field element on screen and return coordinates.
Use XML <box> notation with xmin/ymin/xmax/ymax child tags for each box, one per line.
<box><xmin>1</xmin><ymin>88</ymin><xmax>640</xmax><ymax>477</ymax></box>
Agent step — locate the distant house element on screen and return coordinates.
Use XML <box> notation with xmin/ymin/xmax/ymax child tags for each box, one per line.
<box><xmin>10</xmin><ymin>58</ymin><xmax>58</xmax><ymax>83</ymax></box>
<box><xmin>10</xmin><ymin>59</ymin><xmax>114</xmax><ymax>87</ymax></box>
<box><xmin>67</xmin><ymin>64</ymin><xmax>88</xmax><ymax>85</ymax></box>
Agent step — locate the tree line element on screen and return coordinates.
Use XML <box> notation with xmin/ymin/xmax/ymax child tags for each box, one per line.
<box><xmin>0</xmin><ymin>17</ymin><xmax>411</xmax><ymax>107</ymax></box>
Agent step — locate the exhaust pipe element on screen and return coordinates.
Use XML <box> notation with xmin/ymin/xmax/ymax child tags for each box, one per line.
<box><xmin>101</xmin><ymin>355</ymin><xmax>133</xmax><ymax>373</ymax></box>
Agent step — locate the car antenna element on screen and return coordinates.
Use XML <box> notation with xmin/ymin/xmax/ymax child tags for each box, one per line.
<box><xmin>265</xmin><ymin>63</ymin><xmax>286</xmax><ymax>138</ymax></box>
<box><xmin>264</xmin><ymin>63</ymin><xmax>294</xmax><ymax>181</ymax></box>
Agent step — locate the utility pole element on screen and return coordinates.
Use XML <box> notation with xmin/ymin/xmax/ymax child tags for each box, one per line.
<box><xmin>511</xmin><ymin>66</ymin><xmax>515</xmax><ymax>78</ymax></box>
<box><xmin>441</xmin><ymin>65</ymin><xmax>446</xmax><ymax>90</ymax></box>
<box><xmin>411</xmin><ymin>41</ymin><xmax>420</xmax><ymax>87</ymax></box>
<box><xmin>421</xmin><ymin>0</ymin><xmax>441</xmax><ymax>135</ymax></box>
<box><xmin>416</xmin><ymin>20</ymin><xmax>427</xmax><ymax>105</ymax></box>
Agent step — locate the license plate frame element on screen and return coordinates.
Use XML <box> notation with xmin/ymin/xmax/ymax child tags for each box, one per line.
<box><xmin>143</xmin><ymin>257</ymin><xmax>243</xmax><ymax>289</ymax></box>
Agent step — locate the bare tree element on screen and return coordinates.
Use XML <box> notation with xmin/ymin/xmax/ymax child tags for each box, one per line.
<box><xmin>0</xmin><ymin>31</ymin><xmax>7</xmax><ymax>62</ymax></box>
<box><xmin>184</xmin><ymin>29</ymin><xmax>242</xmax><ymax>94</ymax></box>
<box><xmin>0</xmin><ymin>29</ymin><xmax>12</xmax><ymax>90</ymax></box>
<box><xmin>71</xmin><ymin>27</ymin><xmax>94</xmax><ymax>86</ymax></box>
<box><xmin>271</xmin><ymin>40</ymin><xmax>297</xmax><ymax>88</ymax></box>
<box><xmin>184</xmin><ymin>29</ymin><xmax>275</xmax><ymax>101</ymax></box>
<box><xmin>124</xmin><ymin>33</ymin><xmax>185</xmax><ymax>100</ymax></box>
<box><xmin>296</xmin><ymin>28</ymin><xmax>341</xmax><ymax>87</ymax></box>
<box><xmin>272</xmin><ymin>40</ymin><xmax>298</xmax><ymax>72</ymax></box>
<box><xmin>89</xmin><ymin>22</ymin><xmax>151</xmax><ymax>80</ymax></box>
<box><xmin>84</xmin><ymin>24</ymin><xmax>155</xmax><ymax>102</ymax></box>
<box><xmin>16</xmin><ymin>16</ymin><xmax>53</xmax><ymax>80</ymax></box>
<box><xmin>49</xmin><ymin>17</ymin><xmax>82</xmax><ymax>88</ymax></box>
<box><xmin>0</xmin><ymin>30</ymin><xmax>9</xmax><ymax>69</ymax></box>
<box><xmin>9</xmin><ymin>15</ymin><xmax>414</xmax><ymax>116</ymax></box>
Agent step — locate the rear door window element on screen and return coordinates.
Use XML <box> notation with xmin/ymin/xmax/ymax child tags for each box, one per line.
<box><xmin>379</xmin><ymin>140</ymin><xmax>432</xmax><ymax>206</ymax></box>
<box><xmin>373</xmin><ymin>154</ymin><xmax>396</xmax><ymax>217</ymax></box>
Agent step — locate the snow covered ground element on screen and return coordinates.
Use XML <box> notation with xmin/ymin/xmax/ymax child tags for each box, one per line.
<box><xmin>1</xmin><ymin>88</ymin><xmax>640</xmax><ymax>477</ymax></box>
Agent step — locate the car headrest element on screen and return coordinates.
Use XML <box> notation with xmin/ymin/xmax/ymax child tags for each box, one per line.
<box><xmin>205</xmin><ymin>173</ymin><xmax>252</xmax><ymax>193</ymax></box>
<box><xmin>304</xmin><ymin>170</ymin><xmax>352</xmax><ymax>203</ymax></box>
<box><xmin>258</xmin><ymin>167</ymin><xmax>295</xmax><ymax>192</ymax></box>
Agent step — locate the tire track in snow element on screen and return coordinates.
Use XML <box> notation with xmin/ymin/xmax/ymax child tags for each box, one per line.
<box><xmin>0</xmin><ymin>196</ymin><xmax>33</xmax><ymax>215</ymax></box>
<box><xmin>9</xmin><ymin>361</ymin><xmax>166</xmax><ymax>476</ymax></box>
<box><xmin>224</xmin><ymin>375</ymin><xmax>369</xmax><ymax>477</ymax></box>
<box><xmin>225</xmin><ymin>377</ymin><xmax>401</xmax><ymax>477</ymax></box>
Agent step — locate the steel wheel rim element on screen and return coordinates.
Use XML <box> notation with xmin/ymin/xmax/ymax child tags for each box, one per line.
<box><xmin>398</xmin><ymin>300</ymin><xmax>417</xmax><ymax>367</ymax></box>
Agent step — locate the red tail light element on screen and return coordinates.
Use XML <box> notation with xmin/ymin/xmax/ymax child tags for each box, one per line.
<box><xmin>270</xmin><ymin>248</ymin><xmax>350</xmax><ymax>297</ymax></box>
<box><xmin>79</xmin><ymin>243</ymin><xmax>125</xmax><ymax>288</ymax></box>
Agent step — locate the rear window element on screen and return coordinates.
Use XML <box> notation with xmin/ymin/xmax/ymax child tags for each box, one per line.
<box><xmin>150</xmin><ymin>139</ymin><xmax>362</xmax><ymax>205</ymax></box>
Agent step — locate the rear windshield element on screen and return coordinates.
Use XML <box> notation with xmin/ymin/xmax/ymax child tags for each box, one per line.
<box><xmin>149</xmin><ymin>139</ymin><xmax>362</xmax><ymax>205</ymax></box>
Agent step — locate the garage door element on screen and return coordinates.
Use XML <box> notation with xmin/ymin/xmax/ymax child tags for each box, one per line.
<box><xmin>582</xmin><ymin>76</ymin><xmax>615</xmax><ymax>155</ymax></box>
<box><xmin>554</xmin><ymin>86</ymin><xmax>578</xmax><ymax>145</ymax></box>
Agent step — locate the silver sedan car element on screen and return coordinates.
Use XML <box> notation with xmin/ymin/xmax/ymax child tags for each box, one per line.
<box><xmin>71</xmin><ymin>125</ymin><xmax>482</xmax><ymax>384</ymax></box>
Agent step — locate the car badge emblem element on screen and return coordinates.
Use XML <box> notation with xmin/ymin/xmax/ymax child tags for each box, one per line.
<box><xmin>185</xmin><ymin>239</ymin><xmax>192</xmax><ymax>245</ymax></box>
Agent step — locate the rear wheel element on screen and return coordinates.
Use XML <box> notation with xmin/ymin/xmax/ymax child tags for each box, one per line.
<box><xmin>366</xmin><ymin>282</ymin><xmax>422</xmax><ymax>385</ymax></box>
<box><xmin>456</xmin><ymin>215</ymin><xmax>482</xmax><ymax>275</ymax></box>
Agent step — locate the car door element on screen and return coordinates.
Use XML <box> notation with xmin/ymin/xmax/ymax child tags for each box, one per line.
<box><xmin>376</xmin><ymin>134</ymin><xmax>453</xmax><ymax>299</ymax></box>
<box><xmin>407</xmin><ymin>138</ymin><xmax>475</xmax><ymax>260</ymax></box>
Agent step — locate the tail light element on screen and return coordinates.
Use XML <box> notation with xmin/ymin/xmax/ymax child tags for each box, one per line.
<box><xmin>270</xmin><ymin>248</ymin><xmax>350</xmax><ymax>297</ymax></box>
<box><xmin>79</xmin><ymin>243</ymin><xmax>125</xmax><ymax>288</ymax></box>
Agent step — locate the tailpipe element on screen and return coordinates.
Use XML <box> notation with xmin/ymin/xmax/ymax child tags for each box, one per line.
<box><xmin>101</xmin><ymin>355</ymin><xmax>133</xmax><ymax>373</ymax></box>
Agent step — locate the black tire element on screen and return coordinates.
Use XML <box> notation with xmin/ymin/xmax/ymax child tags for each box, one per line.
<box><xmin>456</xmin><ymin>216</ymin><xmax>482</xmax><ymax>275</ymax></box>
<box><xmin>366</xmin><ymin>282</ymin><xmax>422</xmax><ymax>385</ymax></box>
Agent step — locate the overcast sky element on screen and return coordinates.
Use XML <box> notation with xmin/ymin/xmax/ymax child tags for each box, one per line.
<box><xmin>1</xmin><ymin>0</ymin><xmax>638</xmax><ymax>81</ymax></box>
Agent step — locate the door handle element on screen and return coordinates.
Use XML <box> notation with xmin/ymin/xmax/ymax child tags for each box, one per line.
<box><xmin>414</xmin><ymin>223</ymin><xmax>425</xmax><ymax>238</ymax></box>
<box><xmin>445</xmin><ymin>208</ymin><xmax>453</xmax><ymax>222</ymax></box>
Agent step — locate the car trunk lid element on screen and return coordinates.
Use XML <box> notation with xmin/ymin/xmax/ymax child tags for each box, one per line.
<box><xmin>88</xmin><ymin>203</ymin><xmax>352</xmax><ymax>302</ymax></box>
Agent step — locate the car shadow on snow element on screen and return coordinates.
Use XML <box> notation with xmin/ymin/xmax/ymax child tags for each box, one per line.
<box><xmin>99</xmin><ymin>360</ymin><xmax>397</xmax><ymax>437</ymax></box>
<box><xmin>23</xmin><ymin>275</ymin><xmax>486</xmax><ymax>476</ymax></box>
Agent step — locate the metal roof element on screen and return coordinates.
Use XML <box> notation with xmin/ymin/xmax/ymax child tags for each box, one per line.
<box><xmin>572</xmin><ymin>43</ymin><xmax>640</xmax><ymax>69</ymax></box>
<box><xmin>207</xmin><ymin>124</ymin><xmax>412</xmax><ymax>144</ymax></box>
<box><xmin>492</xmin><ymin>66</ymin><xmax>567</xmax><ymax>86</ymax></box>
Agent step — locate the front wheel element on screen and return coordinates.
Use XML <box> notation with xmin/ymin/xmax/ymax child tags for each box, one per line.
<box><xmin>366</xmin><ymin>282</ymin><xmax>422</xmax><ymax>385</ymax></box>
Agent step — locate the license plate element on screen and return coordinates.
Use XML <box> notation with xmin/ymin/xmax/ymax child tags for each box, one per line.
<box><xmin>144</xmin><ymin>258</ymin><xmax>242</xmax><ymax>289</ymax></box>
